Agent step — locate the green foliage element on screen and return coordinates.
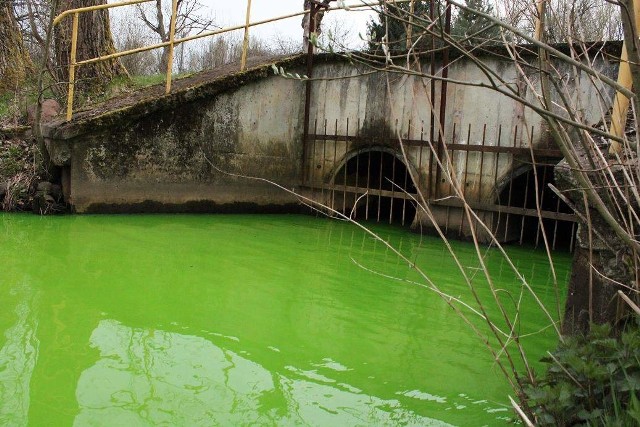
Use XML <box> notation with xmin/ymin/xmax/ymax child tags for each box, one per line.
<box><xmin>366</xmin><ymin>0</ymin><xmax>500</xmax><ymax>54</ymax></box>
<box><xmin>523</xmin><ymin>321</ymin><xmax>640</xmax><ymax>426</ymax></box>
<box><xmin>0</xmin><ymin>144</ymin><xmax>24</xmax><ymax>178</ymax></box>
<box><xmin>0</xmin><ymin>92</ymin><xmax>11</xmax><ymax>119</ymax></box>
<box><xmin>367</xmin><ymin>1</ymin><xmax>446</xmax><ymax>54</ymax></box>
<box><xmin>451</xmin><ymin>0</ymin><xmax>501</xmax><ymax>45</ymax></box>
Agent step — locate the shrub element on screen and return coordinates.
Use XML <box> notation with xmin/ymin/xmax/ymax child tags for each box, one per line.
<box><xmin>523</xmin><ymin>320</ymin><xmax>640</xmax><ymax>426</ymax></box>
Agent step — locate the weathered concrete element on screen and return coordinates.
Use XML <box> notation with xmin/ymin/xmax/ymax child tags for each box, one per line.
<box><xmin>42</xmin><ymin>45</ymin><xmax>620</xmax><ymax>221</ymax></box>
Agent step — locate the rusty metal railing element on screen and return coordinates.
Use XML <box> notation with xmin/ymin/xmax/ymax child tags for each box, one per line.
<box><xmin>53</xmin><ymin>0</ymin><xmax>398</xmax><ymax>122</ymax></box>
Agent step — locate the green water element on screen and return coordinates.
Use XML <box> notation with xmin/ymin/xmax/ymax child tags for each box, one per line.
<box><xmin>0</xmin><ymin>213</ymin><xmax>570</xmax><ymax>426</ymax></box>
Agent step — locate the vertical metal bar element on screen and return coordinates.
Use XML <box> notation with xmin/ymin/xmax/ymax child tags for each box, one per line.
<box><xmin>311</xmin><ymin>117</ymin><xmax>318</xmax><ymax>186</ymax></box>
<box><xmin>478</xmin><ymin>124</ymin><xmax>487</xmax><ymax>202</ymax></box>
<box><xmin>460</xmin><ymin>124</ymin><xmax>471</xmax><ymax>237</ymax></box>
<box><xmin>552</xmin><ymin>197</ymin><xmax>561</xmax><ymax>250</ymax></box>
<box><xmin>321</xmin><ymin>118</ymin><xmax>327</xmax><ymax>204</ymax></box>
<box><xmin>504</xmin><ymin>125</ymin><xmax>518</xmax><ymax>241</ymax></box>
<box><xmin>240</xmin><ymin>0</ymin><xmax>253</xmax><ymax>71</ymax></box>
<box><xmin>302</xmin><ymin>5</ymin><xmax>317</xmax><ymax>184</ymax></box>
<box><xmin>407</xmin><ymin>0</ymin><xmax>415</xmax><ymax>50</ymax></box>
<box><xmin>520</xmin><ymin>170</ymin><xmax>531</xmax><ymax>245</ymax></box>
<box><xmin>535</xmin><ymin>165</ymin><xmax>548</xmax><ymax>248</ymax></box>
<box><xmin>343</xmin><ymin>118</ymin><xmax>349</xmax><ymax>215</ymax></box>
<box><xmin>494</xmin><ymin>125</ymin><xmax>502</xmax><ymax>236</ymax></box>
<box><xmin>435</xmin><ymin>1</ymin><xmax>452</xmax><ymax>199</ymax></box>
<box><xmin>428</xmin><ymin>0</ymin><xmax>436</xmax><ymax>200</ymax></box>
<box><xmin>366</xmin><ymin>151</ymin><xmax>371</xmax><ymax>220</ymax></box>
<box><xmin>570</xmin><ymin>222</ymin><xmax>576</xmax><ymax>252</ymax></box>
<box><xmin>332</xmin><ymin>118</ymin><xmax>338</xmax><ymax>210</ymax></box>
<box><xmin>534</xmin><ymin>0</ymin><xmax>547</xmax><ymax>41</ymax></box>
<box><xmin>355</xmin><ymin>118</ymin><xmax>361</xmax><ymax>214</ymax></box>
<box><xmin>165</xmin><ymin>0</ymin><xmax>178</xmax><ymax>94</ymax></box>
<box><xmin>390</xmin><ymin>151</ymin><xmax>397</xmax><ymax>224</ymax></box>
<box><xmin>402</xmin><ymin>119</ymin><xmax>411</xmax><ymax>226</ymax></box>
<box><xmin>377</xmin><ymin>152</ymin><xmax>384</xmax><ymax>222</ymax></box>
<box><xmin>66</xmin><ymin>12</ymin><xmax>80</xmax><ymax>121</ymax></box>
<box><xmin>445</xmin><ymin>122</ymin><xmax>456</xmax><ymax>233</ymax></box>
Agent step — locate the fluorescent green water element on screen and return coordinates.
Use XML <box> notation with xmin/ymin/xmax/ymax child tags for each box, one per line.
<box><xmin>0</xmin><ymin>213</ymin><xmax>570</xmax><ymax>426</ymax></box>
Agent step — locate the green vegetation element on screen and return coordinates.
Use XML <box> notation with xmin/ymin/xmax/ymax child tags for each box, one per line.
<box><xmin>523</xmin><ymin>321</ymin><xmax>640</xmax><ymax>426</ymax></box>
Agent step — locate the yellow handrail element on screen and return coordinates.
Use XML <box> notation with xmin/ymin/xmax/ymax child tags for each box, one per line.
<box><xmin>240</xmin><ymin>0</ymin><xmax>253</xmax><ymax>71</ymax></box>
<box><xmin>609</xmin><ymin>0</ymin><xmax>640</xmax><ymax>154</ymax></box>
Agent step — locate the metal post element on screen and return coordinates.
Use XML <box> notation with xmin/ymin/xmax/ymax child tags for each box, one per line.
<box><xmin>534</xmin><ymin>0</ymin><xmax>546</xmax><ymax>41</ymax></box>
<box><xmin>610</xmin><ymin>0</ymin><xmax>640</xmax><ymax>154</ymax></box>
<box><xmin>240</xmin><ymin>0</ymin><xmax>253</xmax><ymax>71</ymax></box>
<box><xmin>165</xmin><ymin>0</ymin><xmax>178</xmax><ymax>94</ymax></box>
<box><xmin>435</xmin><ymin>1</ymin><xmax>452</xmax><ymax>198</ymax></box>
<box><xmin>302</xmin><ymin>5</ymin><xmax>317</xmax><ymax>185</ymax></box>
<box><xmin>406</xmin><ymin>0</ymin><xmax>415</xmax><ymax>50</ymax></box>
<box><xmin>66</xmin><ymin>12</ymin><xmax>79</xmax><ymax>122</ymax></box>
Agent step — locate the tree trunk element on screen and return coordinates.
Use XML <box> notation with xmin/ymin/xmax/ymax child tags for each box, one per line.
<box><xmin>54</xmin><ymin>0</ymin><xmax>128</xmax><ymax>95</ymax></box>
<box><xmin>0</xmin><ymin>1</ymin><xmax>33</xmax><ymax>92</ymax></box>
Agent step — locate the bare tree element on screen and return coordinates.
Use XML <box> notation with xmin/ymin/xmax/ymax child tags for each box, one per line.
<box><xmin>135</xmin><ymin>0</ymin><xmax>215</xmax><ymax>73</ymax></box>
<box><xmin>111</xmin><ymin>12</ymin><xmax>157</xmax><ymax>76</ymax></box>
<box><xmin>495</xmin><ymin>0</ymin><xmax>622</xmax><ymax>42</ymax></box>
<box><xmin>54</xmin><ymin>0</ymin><xmax>128</xmax><ymax>94</ymax></box>
<box><xmin>0</xmin><ymin>0</ymin><xmax>33</xmax><ymax>92</ymax></box>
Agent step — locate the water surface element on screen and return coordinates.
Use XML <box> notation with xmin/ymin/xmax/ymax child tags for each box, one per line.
<box><xmin>0</xmin><ymin>214</ymin><xmax>570</xmax><ymax>426</ymax></box>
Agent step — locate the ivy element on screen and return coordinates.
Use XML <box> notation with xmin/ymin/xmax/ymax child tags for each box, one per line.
<box><xmin>522</xmin><ymin>321</ymin><xmax>640</xmax><ymax>426</ymax></box>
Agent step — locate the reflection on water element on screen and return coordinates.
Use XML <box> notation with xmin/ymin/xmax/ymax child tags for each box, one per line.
<box><xmin>76</xmin><ymin>319</ymin><xmax>451</xmax><ymax>426</ymax></box>
<box><xmin>0</xmin><ymin>214</ymin><xmax>570</xmax><ymax>426</ymax></box>
<box><xmin>0</xmin><ymin>281</ymin><xmax>39</xmax><ymax>426</ymax></box>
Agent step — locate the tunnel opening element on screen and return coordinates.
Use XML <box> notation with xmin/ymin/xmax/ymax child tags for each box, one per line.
<box><xmin>332</xmin><ymin>150</ymin><xmax>418</xmax><ymax>227</ymax></box>
<box><xmin>496</xmin><ymin>164</ymin><xmax>576</xmax><ymax>250</ymax></box>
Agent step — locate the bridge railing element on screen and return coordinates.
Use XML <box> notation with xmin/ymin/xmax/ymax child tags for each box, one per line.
<box><xmin>53</xmin><ymin>0</ymin><xmax>403</xmax><ymax>122</ymax></box>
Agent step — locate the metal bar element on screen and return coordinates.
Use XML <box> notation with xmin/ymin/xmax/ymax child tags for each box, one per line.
<box><xmin>306</xmin><ymin>134</ymin><xmax>563</xmax><ymax>156</ymax></box>
<box><xmin>65</xmin><ymin>12</ymin><xmax>79</xmax><ymax>122</ymax></box>
<box><xmin>390</xmin><ymin>148</ymin><xmax>397</xmax><ymax>224</ymax></box>
<box><xmin>311</xmin><ymin>117</ymin><xmax>318</xmax><ymax>185</ymax></box>
<box><xmin>460</xmin><ymin>124</ymin><xmax>472</xmax><ymax>237</ymax></box>
<box><xmin>520</xmin><ymin>170</ymin><xmax>531</xmax><ymax>245</ymax></box>
<box><xmin>343</xmin><ymin>118</ymin><xmax>349</xmax><ymax>215</ymax></box>
<box><xmin>427</xmin><ymin>199</ymin><xmax>577</xmax><ymax>222</ymax></box>
<box><xmin>165</xmin><ymin>0</ymin><xmax>178</xmax><ymax>94</ymax></box>
<box><xmin>332</xmin><ymin>118</ymin><xmax>338</xmax><ymax>211</ymax></box>
<box><xmin>73</xmin><ymin>10</ymin><xmax>315</xmax><ymax>68</ymax></box>
<box><xmin>302</xmin><ymin>5</ymin><xmax>316</xmax><ymax>184</ymax></box>
<box><xmin>306</xmin><ymin>184</ymin><xmax>419</xmax><ymax>201</ymax></box>
<box><xmin>366</xmin><ymin>151</ymin><xmax>371</xmax><ymax>221</ymax></box>
<box><xmin>377</xmin><ymin>151</ymin><xmax>384</xmax><ymax>222</ymax></box>
<box><xmin>570</xmin><ymin>222</ymin><xmax>576</xmax><ymax>252</ymax></box>
<box><xmin>53</xmin><ymin>0</ymin><xmax>154</xmax><ymax>25</ymax></box>
<box><xmin>503</xmin><ymin>126</ymin><xmax>519</xmax><ymax>241</ymax></box>
<box><xmin>355</xmin><ymin>118</ymin><xmax>361</xmax><ymax>215</ymax></box>
<box><xmin>478</xmin><ymin>123</ymin><xmax>487</xmax><ymax>202</ymax></box>
<box><xmin>435</xmin><ymin>1</ymin><xmax>452</xmax><ymax>198</ymax></box>
<box><xmin>552</xmin><ymin>196</ymin><xmax>560</xmax><ymax>250</ymax></box>
<box><xmin>240</xmin><ymin>0</ymin><xmax>253</xmax><ymax>71</ymax></box>
<box><xmin>406</xmin><ymin>0</ymin><xmax>415</xmax><ymax>50</ymax></box>
<box><xmin>534</xmin><ymin>0</ymin><xmax>547</xmax><ymax>41</ymax></box>
<box><xmin>494</xmin><ymin>125</ymin><xmax>502</xmax><ymax>236</ymax></box>
<box><xmin>402</xmin><ymin>120</ymin><xmax>411</xmax><ymax>227</ymax></box>
<box><xmin>321</xmin><ymin>118</ymin><xmax>327</xmax><ymax>204</ymax></box>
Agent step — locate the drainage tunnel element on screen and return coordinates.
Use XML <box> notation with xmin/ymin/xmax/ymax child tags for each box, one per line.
<box><xmin>496</xmin><ymin>164</ymin><xmax>576</xmax><ymax>250</ymax></box>
<box><xmin>331</xmin><ymin>150</ymin><xmax>418</xmax><ymax>227</ymax></box>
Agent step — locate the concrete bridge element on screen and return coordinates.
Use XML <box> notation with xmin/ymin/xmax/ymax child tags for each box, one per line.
<box><xmin>42</xmin><ymin>44</ymin><xmax>620</xmax><ymax>247</ymax></box>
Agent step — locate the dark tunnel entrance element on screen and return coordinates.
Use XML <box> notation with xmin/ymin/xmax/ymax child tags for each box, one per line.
<box><xmin>496</xmin><ymin>164</ymin><xmax>576</xmax><ymax>250</ymax></box>
<box><xmin>332</xmin><ymin>150</ymin><xmax>418</xmax><ymax>227</ymax></box>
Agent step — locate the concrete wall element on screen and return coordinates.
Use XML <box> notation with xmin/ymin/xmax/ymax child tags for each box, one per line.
<box><xmin>43</xmin><ymin>47</ymin><xmax>618</xmax><ymax>217</ymax></box>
